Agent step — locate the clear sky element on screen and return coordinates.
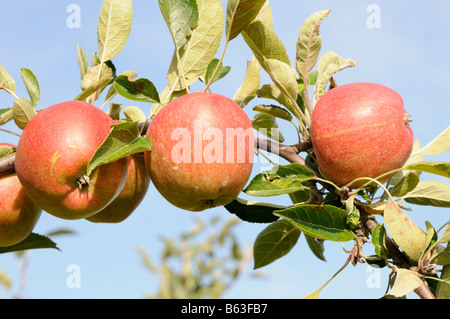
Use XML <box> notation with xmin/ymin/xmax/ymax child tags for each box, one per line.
<box><xmin>0</xmin><ymin>1</ymin><xmax>449</xmax><ymax>299</ymax></box>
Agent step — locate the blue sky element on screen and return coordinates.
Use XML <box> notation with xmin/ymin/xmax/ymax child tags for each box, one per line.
<box><xmin>0</xmin><ymin>1</ymin><xmax>449</xmax><ymax>299</ymax></box>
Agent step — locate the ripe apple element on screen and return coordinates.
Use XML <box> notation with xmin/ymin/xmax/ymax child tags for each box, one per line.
<box><xmin>15</xmin><ymin>101</ymin><xmax>128</xmax><ymax>220</ymax></box>
<box><xmin>86</xmin><ymin>153</ymin><xmax>150</xmax><ymax>223</ymax></box>
<box><xmin>145</xmin><ymin>92</ymin><xmax>254</xmax><ymax>211</ymax></box>
<box><xmin>0</xmin><ymin>143</ymin><xmax>42</xmax><ymax>247</ymax></box>
<box><xmin>310</xmin><ymin>82</ymin><xmax>414</xmax><ymax>188</ymax></box>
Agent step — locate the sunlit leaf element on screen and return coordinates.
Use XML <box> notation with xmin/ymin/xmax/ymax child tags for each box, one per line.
<box><xmin>226</xmin><ymin>0</ymin><xmax>266</xmax><ymax>40</ymax></box>
<box><xmin>402</xmin><ymin>180</ymin><xmax>450</xmax><ymax>207</ymax></box>
<box><xmin>383</xmin><ymin>198</ymin><xmax>427</xmax><ymax>262</ymax></box>
<box><xmin>251</xmin><ymin>112</ymin><xmax>284</xmax><ymax>143</ymax></box>
<box><xmin>233</xmin><ymin>58</ymin><xmax>261</xmax><ymax>107</ymax></box>
<box><xmin>402</xmin><ymin>161</ymin><xmax>450</xmax><ymax>179</ymax></box>
<box><xmin>252</xmin><ymin>104</ymin><xmax>292</xmax><ymax>122</ymax></box>
<box><xmin>123</xmin><ymin>105</ymin><xmax>147</xmax><ymax>123</ymax></box>
<box><xmin>253</xmin><ymin>219</ymin><xmax>300</xmax><ymax>269</ymax></box>
<box><xmin>413</xmin><ymin>126</ymin><xmax>450</xmax><ymax>156</ymax></box>
<box><xmin>20</xmin><ymin>68</ymin><xmax>40</xmax><ymax>107</ymax></box>
<box><xmin>314</xmin><ymin>51</ymin><xmax>356</xmax><ymax>103</ymax></box>
<box><xmin>372</xmin><ymin>223</ymin><xmax>388</xmax><ymax>257</ymax></box>
<box><xmin>97</xmin><ymin>0</ymin><xmax>133</xmax><ymax>62</ymax></box>
<box><xmin>387</xmin><ymin>267</ymin><xmax>424</xmax><ymax>298</ymax></box>
<box><xmin>296</xmin><ymin>9</ymin><xmax>330</xmax><ymax>80</ymax></box>
<box><xmin>77</xmin><ymin>45</ymin><xmax>90</xmax><ymax>80</ymax></box>
<box><xmin>159</xmin><ymin>0</ymin><xmax>198</xmax><ymax>50</ymax></box>
<box><xmin>0</xmin><ymin>108</ymin><xmax>13</xmax><ymax>126</ymax></box>
<box><xmin>13</xmin><ymin>98</ymin><xmax>37</xmax><ymax>130</ymax></box>
<box><xmin>166</xmin><ymin>0</ymin><xmax>223</xmax><ymax>90</ymax></box>
<box><xmin>204</xmin><ymin>58</ymin><xmax>231</xmax><ymax>85</ymax></box>
<box><xmin>0</xmin><ymin>64</ymin><xmax>16</xmax><ymax>93</ymax></box>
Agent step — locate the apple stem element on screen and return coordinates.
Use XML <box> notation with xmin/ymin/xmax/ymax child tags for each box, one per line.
<box><xmin>76</xmin><ymin>174</ymin><xmax>90</xmax><ymax>190</ymax></box>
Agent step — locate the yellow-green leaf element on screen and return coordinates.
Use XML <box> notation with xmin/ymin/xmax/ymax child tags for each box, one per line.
<box><xmin>383</xmin><ymin>199</ymin><xmax>427</xmax><ymax>262</ymax></box>
<box><xmin>13</xmin><ymin>98</ymin><xmax>37</xmax><ymax>130</ymax></box>
<box><xmin>97</xmin><ymin>0</ymin><xmax>133</xmax><ymax>62</ymax></box>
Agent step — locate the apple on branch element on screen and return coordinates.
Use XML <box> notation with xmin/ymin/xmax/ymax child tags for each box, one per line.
<box><xmin>14</xmin><ymin>101</ymin><xmax>128</xmax><ymax>220</ymax></box>
<box><xmin>145</xmin><ymin>92</ymin><xmax>254</xmax><ymax>212</ymax></box>
<box><xmin>310</xmin><ymin>82</ymin><xmax>414</xmax><ymax>188</ymax></box>
<box><xmin>0</xmin><ymin>143</ymin><xmax>42</xmax><ymax>247</ymax></box>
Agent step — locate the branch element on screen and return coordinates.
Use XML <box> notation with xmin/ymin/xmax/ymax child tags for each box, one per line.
<box><xmin>0</xmin><ymin>152</ymin><xmax>15</xmax><ymax>176</ymax></box>
<box><xmin>254</xmin><ymin>136</ymin><xmax>437</xmax><ymax>299</ymax></box>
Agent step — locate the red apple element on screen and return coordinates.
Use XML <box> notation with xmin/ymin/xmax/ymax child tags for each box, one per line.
<box><xmin>15</xmin><ymin>101</ymin><xmax>128</xmax><ymax>220</ymax></box>
<box><xmin>86</xmin><ymin>153</ymin><xmax>150</xmax><ymax>223</ymax></box>
<box><xmin>310</xmin><ymin>82</ymin><xmax>414</xmax><ymax>188</ymax></box>
<box><xmin>145</xmin><ymin>92</ymin><xmax>254</xmax><ymax>211</ymax></box>
<box><xmin>0</xmin><ymin>143</ymin><xmax>42</xmax><ymax>247</ymax></box>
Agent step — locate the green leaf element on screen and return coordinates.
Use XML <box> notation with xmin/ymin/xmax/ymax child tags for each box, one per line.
<box><xmin>305</xmin><ymin>235</ymin><xmax>326</xmax><ymax>261</ymax></box>
<box><xmin>123</xmin><ymin>105</ymin><xmax>147</xmax><ymax>123</ymax></box>
<box><xmin>159</xmin><ymin>0</ymin><xmax>198</xmax><ymax>49</ymax></box>
<box><xmin>113</xmin><ymin>75</ymin><xmax>160</xmax><ymax>104</ymax></box>
<box><xmin>224</xmin><ymin>197</ymin><xmax>282</xmax><ymax>223</ymax></box>
<box><xmin>226</xmin><ymin>0</ymin><xmax>267</xmax><ymax>40</ymax></box>
<box><xmin>76</xmin><ymin>77</ymin><xmax>113</xmax><ymax>102</ymax></box>
<box><xmin>390</xmin><ymin>171</ymin><xmax>420</xmax><ymax>197</ymax></box>
<box><xmin>0</xmin><ymin>144</ymin><xmax>15</xmax><ymax>159</ymax></box>
<box><xmin>257</xmin><ymin>84</ymin><xmax>293</xmax><ymax>113</ymax></box>
<box><xmin>383</xmin><ymin>198</ymin><xmax>427</xmax><ymax>262</ymax></box>
<box><xmin>97</xmin><ymin>0</ymin><xmax>133</xmax><ymax>62</ymax></box>
<box><xmin>166</xmin><ymin>0</ymin><xmax>223</xmax><ymax>90</ymax></box>
<box><xmin>436</xmin><ymin>263</ymin><xmax>450</xmax><ymax>299</ymax></box>
<box><xmin>296</xmin><ymin>9</ymin><xmax>330</xmax><ymax>80</ymax></box>
<box><xmin>265</xmin><ymin>59</ymin><xmax>299</xmax><ymax>104</ymax></box>
<box><xmin>204</xmin><ymin>58</ymin><xmax>231</xmax><ymax>85</ymax></box>
<box><xmin>233</xmin><ymin>58</ymin><xmax>261</xmax><ymax>107</ymax></box>
<box><xmin>0</xmin><ymin>233</ymin><xmax>60</xmax><ymax>254</ymax></box>
<box><xmin>372</xmin><ymin>223</ymin><xmax>388</xmax><ymax>257</ymax></box>
<box><xmin>86</xmin><ymin>121</ymin><xmax>152</xmax><ymax>176</ymax></box>
<box><xmin>252</xmin><ymin>104</ymin><xmax>293</xmax><ymax>122</ymax></box>
<box><xmin>0</xmin><ymin>108</ymin><xmax>13</xmax><ymax>126</ymax></box>
<box><xmin>244</xmin><ymin>163</ymin><xmax>315</xmax><ymax>197</ymax></box>
<box><xmin>314</xmin><ymin>51</ymin><xmax>356</xmax><ymax>103</ymax></box>
<box><xmin>0</xmin><ymin>64</ymin><xmax>16</xmax><ymax>93</ymax></box>
<box><xmin>13</xmin><ymin>98</ymin><xmax>37</xmax><ymax>130</ymax></box>
<box><xmin>242</xmin><ymin>19</ymin><xmax>291</xmax><ymax>67</ymax></box>
<box><xmin>402</xmin><ymin>180</ymin><xmax>450</xmax><ymax>207</ymax></box>
<box><xmin>275</xmin><ymin>204</ymin><xmax>355</xmax><ymax>242</ymax></box>
<box><xmin>77</xmin><ymin>45</ymin><xmax>90</xmax><ymax>80</ymax></box>
<box><xmin>20</xmin><ymin>68</ymin><xmax>40</xmax><ymax>107</ymax></box>
<box><xmin>387</xmin><ymin>267</ymin><xmax>424</xmax><ymax>298</ymax></box>
<box><xmin>253</xmin><ymin>219</ymin><xmax>301</xmax><ymax>269</ymax></box>
<box><xmin>402</xmin><ymin>161</ymin><xmax>450</xmax><ymax>179</ymax></box>
<box><xmin>251</xmin><ymin>112</ymin><xmax>284</xmax><ymax>143</ymax></box>
<box><xmin>104</xmin><ymin>70</ymin><xmax>138</xmax><ymax>103</ymax></box>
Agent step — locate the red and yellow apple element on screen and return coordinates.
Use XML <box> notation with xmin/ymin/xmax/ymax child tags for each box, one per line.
<box><xmin>145</xmin><ymin>92</ymin><xmax>254</xmax><ymax>211</ymax></box>
<box><xmin>310</xmin><ymin>82</ymin><xmax>414</xmax><ymax>188</ymax></box>
<box><xmin>14</xmin><ymin>101</ymin><xmax>128</xmax><ymax>220</ymax></box>
<box><xmin>0</xmin><ymin>143</ymin><xmax>42</xmax><ymax>246</ymax></box>
<box><xmin>86</xmin><ymin>153</ymin><xmax>150</xmax><ymax>223</ymax></box>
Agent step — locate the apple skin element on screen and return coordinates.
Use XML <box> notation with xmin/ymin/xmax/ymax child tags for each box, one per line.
<box><xmin>145</xmin><ymin>92</ymin><xmax>254</xmax><ymax>212</ymax></box>
<box><xmin>86</xmin><ymin>154</ymin><xmax>150</xmax><ymax>223</ymax></box>
<box><xmin>0</xmin><ymin>143</ymin><xmax>42</xmax><ymax>247</ymax></box>
<box><xmin>310</xmin><ymin>82</ymin><xmax>414</xmax><ymax>188</ymax></box>
<box><xmin>14</xmin><ymin>101</ymin><xmax>128</xmax><ymax>220</ymax></box>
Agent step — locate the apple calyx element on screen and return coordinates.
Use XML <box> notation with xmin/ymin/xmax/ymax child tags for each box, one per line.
<box><xmin>403</xmin><ymin>113</ymin><xmax>412</xmax><ymax>125</ymax></box>
<box><xmin>76</xmin><ymin>174</ymin><xmax>90</xmax><ymax>190</ymax></box>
